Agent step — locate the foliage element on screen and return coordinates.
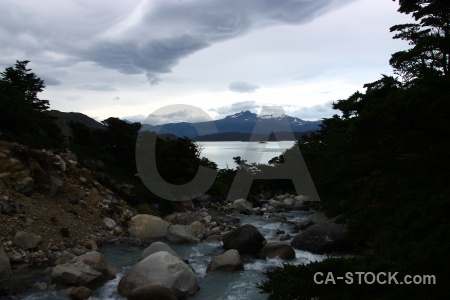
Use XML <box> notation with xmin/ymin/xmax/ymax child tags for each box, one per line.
<box><xmin>259</xmin><ymin>1</ymin><xmax>450</xmax><ymax>299</ymax></box>
<box><xmin>0</xmin><ymin>61</ymin><xmax>64</xmax><ymax>148</ymax></box>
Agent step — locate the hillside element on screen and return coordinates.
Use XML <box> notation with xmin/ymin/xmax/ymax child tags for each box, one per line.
<box><xmin>46</xmin><ymin>110</ymin><xmax>105</xmax><ymax>138</ymax></box>
<box><xmin>0</xmin><ymin>140</ymin><xmax>136</xmax><ymax>270</ymax></box>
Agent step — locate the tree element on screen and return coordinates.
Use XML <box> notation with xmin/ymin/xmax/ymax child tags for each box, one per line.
<box><xmin>1</xmin><ymin>60</ymin><xmax>49</xmax><ymax>111</ymax></box>
<box><xmin>390</xmin><ymin>0</ymin><xmax>450</xmax><ymax>81</ymax></box>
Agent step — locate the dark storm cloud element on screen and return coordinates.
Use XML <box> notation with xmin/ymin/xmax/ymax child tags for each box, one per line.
<box><xmin>228</xmin><ymin>81</ymin><xmax>260</xmax><ymax>93</ymax></box>
<box><xmin>0</xmin><ymin>0</ymin><xmax>355</xmax><ymax>85</ymax></box>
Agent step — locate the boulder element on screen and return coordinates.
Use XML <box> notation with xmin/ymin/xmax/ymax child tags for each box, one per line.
<box><xmin>190</xmin><ymin>221</ymin><xmax>206</xmax><ymax>235</ymax></box>
<box><xmin>166</xmin><ymin>225</ymin><xmax>199</xmax><ymax>244</ymax></box>
<box><xmin>118</xmin><ymin>251</ymin><xmax>198</xmax><ymax>299</ymax></box>
<box><xmin>78</xmin><ymin>251</ymin><xmax>118</xmax><ymax>278</ymax></box>
<box><xmin>128</xmin><ymin>215</ymin><xmax>170</xmax><ymax>241</ymax></box>
<box><xmin>261</xmin><ymin>242</ymin><xmax>296</xmax><ymax>260</ymax></box>
<box><xmin>269</xmin><ymin>199</ymin><xmax>283</xmax><ymax>208</ymax></box>
<box><xmin>307</xmin><ymin>212</ymin><xmax>329</xmax><ymax>224</ymax></box>
<box><xmin>283</xmin><ymin>198</ymin><xmax>295</xmax><ymax>206</ymax></box>
<box><xmin>139</xmin><ymin>242</ymin><xmax>181</xmax><ymax>261</ymax></box>
<box><xmin>291</xmin><ymin>222</ymin><xmax>349</xmax><ymax>253</ymax></box>
<box><xmin>66</xmin><ymin>286</ymin><xmax>92</xmax><ymax>300</ymax></box>
<box><xmin>206</xmin><ymin>249</ymin><xmax>244</xmax><ymax>273</ymax></box>
<box><xmin>13</xmin><ymin>231</ymin><xmax>42</xmax><ymax>250</ymax></box>
<box><xmin>127</xmin><ymin>283</ymin><xmax>177</xmax><ymax>300</ymax></box>
<box><xmin>0</xmin><ymin>247</ymin><xmax>12</xmax><ymax>293</ymax></box>
<box><xmin>52</xmin><ymin>251</ymin><xmax>117</xmax><ymax>288</ymax></box>
<box><xmin>222</xmin><ymin>224</ymin><xmax>266</xmax><ymax>255</ymax></box>
<box><xmin>232</xmin><ymin>199</ymin><xmax>252</xmax><ymax>211</ymax></box>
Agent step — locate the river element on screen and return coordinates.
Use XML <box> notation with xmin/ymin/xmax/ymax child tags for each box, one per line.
<box><xmin>16</xmin><ymin>211</ymin><xmax>327</xmax><ymax>300</ymax></box>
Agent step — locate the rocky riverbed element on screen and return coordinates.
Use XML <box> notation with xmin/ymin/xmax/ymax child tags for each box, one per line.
<box><xmin>0</xmin><ymin>140</ymin><xmax>351</xmax><ymax>299</ymax></box>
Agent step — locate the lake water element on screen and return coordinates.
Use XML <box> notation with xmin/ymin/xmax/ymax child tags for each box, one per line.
<box><xmin>197</xmin><ymin>141</ymin><xmax>296</xmax><ymax>169</ymax></box>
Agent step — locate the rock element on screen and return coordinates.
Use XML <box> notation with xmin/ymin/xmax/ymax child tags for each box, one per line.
<box><xmin>13</xmin><ymin>231</ymin><xmax>42</xmax><ymax>250</ymax></box>
<box><xmin>166</xmin><ymin>225</ymin><xmax>199</xmax><ymax>244</ymax></box>
<box><xmin>203</xmin><ymin>215</ymin><xmax>212</xmax><ymax>223</ymax></box>
<box><xmin>128</xmin><ymin>215</ymin><xmax>170</xmax><ymax>242</ymax></box>
<box><xmin>283</xmin><ymin>198</ymin><xmax>295</xmax><ymax>206</ymax></box>
<box><xmin>52</xmin><ymin>251</ymin><xmax>117</xmax><ymax>288</ymax></box>
<box><xmin>204</xmin><ymin>234</ymin><xmax>221</xmax><ymax>243</ymax></box>
<box><xmin>127</xmin><ymin>283</ymin><xmax>177</xmax><ymax>300</ymax></box>
<box><xmin>0</xmin><ymin>247</ymin><xmax>12</xmax><ymax>292</ymax></box>
<box><xmin>6</xmin><ymin>250</ymin><xmax>23</xmax><ymax>263</ymax></box>
<box><xmin>261</xmin><ymin>242</ymin><xmax>296</xmax><ymax>260</ymax></box>
<box><xmin>21</xmin><ymin>176</ymin><xmax>34</xmax><ymax>187</ymax></box>
<box><xmin>118</xmin><ymin>251</ymin><xmax>198</xmax><ymax>299</ymax></box>
<box><xmin>0</xmin><ymin>173</ymin><xmax>12</xmax><ymax>190</ymax></box>
<box><xmin>222</xmin><ymin>224</ymin><xmax>266</xmax><ymax>255</ymax></box>
<box><xmin>103</xmin><ymin>217</ymin><xmax>116</xmax><ymax>230</ymax></box>
<box><xmin>276</xmin><ymin>194</ymin><xmax>287</xmax><ymax>201</ymax></box>
<box><xmin>269</xmin><ymin>199</ymin><xmax>283</xmax><ymax>208</ymax></box>
<box><xmin>291</xmin><ymin>222</ymin><xmax>349</xmax><ymax>253</ymax></box>
<box><xmin>206</xmin><ymin>249</ymin><xmax>244</xmax><ymax>273</ymax></box>
<box><xmin>66</xmin><ymin>286</ymin><xmax>92</xmax><ymax>300</ymax></box>
<box><xmin>139</xmin><ymin>242</ymin><xmax>181</xmax><ymax>261</ymax></box>
<box><xmin>232</xmin><ymin>199</ymin><xmax>252</xmax><ymax>211</ymax></box>
<box><xmin>33</xmin><ymin>282</ymin><xmax>47</xmax><ymax>290</ymax></box>
<box><xmin>17</xmin><ymin>186</ymin><xmax>34</xmax><ymax>197</ymax></box>
<box><xmin>78</xmin><ymin>251</ymin><xmax>118</xmax><ymax>279</ymax></box>
<box><xmin>190</xmin><ymin>221</ymin><xmax>206</xmax><ymax>235</ymax></box>
<box><xmin>68</xmin><ymin>197</ymin><xmax>79</xmax><ymax>205</ymax></box>
<box><xmin>49</xmin><ymin>176</ymin><xmax>64</xmax><ymax>197</ymax></box>
<box><xmin>79</xmin><ymin>177</ymin><xmax>88</xmax><ymax>184</ymax></box>
<box><xmin>307</xmin><ymin>212</ymin><xmax>329</xmax><ymax>224</ymax></box>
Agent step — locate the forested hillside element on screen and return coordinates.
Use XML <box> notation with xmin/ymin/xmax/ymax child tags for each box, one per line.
<box><xmin>259</xmin><ymin>1</ymin><xmax>450</xmax><ymax>299</ymax></box>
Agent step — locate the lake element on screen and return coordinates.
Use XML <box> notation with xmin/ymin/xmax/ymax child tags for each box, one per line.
<box><xmin>196</xmin><ymin>141</ymin><xmax>296</xmax><ymax>169</ymax></box>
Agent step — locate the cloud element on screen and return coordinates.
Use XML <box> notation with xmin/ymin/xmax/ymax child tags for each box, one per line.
<box><xmin>112</xmin><ymin>96</ymin><xmax>120</xmax><ymax>101</ymax></box>
<box><xmin>229</xmin><ymin>81</ymin><xmax>260</xmax><ymax>93</ymax></box>
<box><xmin>142</xmin><ymin>105</ymin><xmax>213</xmax><ymax>125</ymax></box>
<box><xmin>215</xmin><ymin>101</ymin><xmax>260</xmax><ymax>117</ymax></box>
<box><xmin>289</xmin><ymin>101</ymin><xmax>336</xmax><ymax>120</ymax></box>
<box><xmin>0</xmin><ymin>0</ymin><xmax>356</xmax><ymax>86</ymax></box>
<box><xmin>40</xmin><ymin>75</ymin><xmax>62</xmax><ymax>86</ymax></box>
<box><xmin>76</xmin><ymin>84</ymin><xmax>117</xmax><ymax>91</ymax></box>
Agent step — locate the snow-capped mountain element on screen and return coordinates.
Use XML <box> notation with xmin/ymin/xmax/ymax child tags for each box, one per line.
<box><xmin>140</xmin><ymin>111</ymin><xmax>321</xmax><ymax>140</ymax></box>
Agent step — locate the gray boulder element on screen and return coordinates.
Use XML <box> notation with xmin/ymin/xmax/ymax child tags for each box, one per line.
<box><xmin>232</xmin><ymin>198</ymin><xmax>252</xmax><ymax>211</ymax></box>
<box><xmin>166</xmin><ymin>225</ymin><xmax>199</xmax><ymax>244</ymax></box>
<box><xmin>139</xmin><ymin>242</ymin><xmax>181</xmax><ymax>261</ymax></box>
<box><xmin>127</xmin><ymin>283</ymin><xmax>177</xmax><ymax>300</ymax></box>
<box><xmin>222</xmin><ymin>224</ymin><xmax>266</xmax><ymax>255</ymax></box>
<box><xmin>206</xmin><ymin>249</ymin><xmax>244</xmax><ymax>273</ymax></box>
<box><xmin>13</xmin><ymin>231</ymin><xmax>42</xmax><ymax>250</ymax></box>
<box><xmin>261</xmin><ymin>242</ymin><xmax>296</xmax><ymax>260</ymax></box>
<box><xmin>52</xmin><ymin>251</ymin><xmax>117</xmax><ymax>288</ymax></box>
<box><xmin>128</xmin><ymin>214</ymin><xmax>170</xmax><ymax>241</ymax></box>
<box><xmin>291</xmin><ymin>222</ymin><xmax>349</xmax><ymax>253</ymax></box>
<box><xmin>118</xmin><ymin>251</ymin><xmax>199</xmax><ymax>299</ymax></box>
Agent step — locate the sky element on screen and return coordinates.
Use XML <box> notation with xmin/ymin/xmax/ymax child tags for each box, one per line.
<box><xmin>0</xmin><ymin>0</ymin><xmax>412</xmax><ymax>125</ymax></box>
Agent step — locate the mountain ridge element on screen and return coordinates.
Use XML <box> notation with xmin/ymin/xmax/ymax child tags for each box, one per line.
<box><xmin>141</xmin><ymin>110</ymin><xmax>321</xmax><ymax>141</ymax></box>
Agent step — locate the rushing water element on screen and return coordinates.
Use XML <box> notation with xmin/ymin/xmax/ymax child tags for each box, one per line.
<box><xmin>16</xmin><ymin>211</ymin><xmax>327</xmax><ymax>300</ymax></box>
<box><xmin>197</xmin><ymin>141</ymin><xmax>296</xmax><ymax>169</ymax></box>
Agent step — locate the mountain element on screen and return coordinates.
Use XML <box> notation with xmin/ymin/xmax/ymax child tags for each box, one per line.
<box><xmin>141</xmin><ymin>111</ymin><xmax>321</xmax><ymax>141</ymax></box>
<box><xmin>46</xmin><ymin>110</ymin><xmax>105</xmax><ymax>138</ymax></box>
